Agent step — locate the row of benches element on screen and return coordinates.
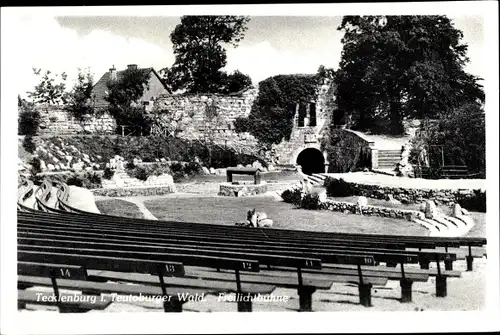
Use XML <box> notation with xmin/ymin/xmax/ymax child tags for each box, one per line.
<box><xmin>16</xmin><ymin>178</ymin><xmax>487</xmax><ymax>312</ymax></box>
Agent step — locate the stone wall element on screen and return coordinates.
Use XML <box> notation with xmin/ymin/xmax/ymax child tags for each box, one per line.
<box><xmin>320</xmin><ymin>199</ymin><xmax>424</xmax><ymax>222</ymax></box>
<box><xmin>324</xmin><ymin>176</ymin><xmax>484</xmax><ymax>205</ymax></box>
<box><xmin>324</xmin><ymin>129</ymin><xmax>375</xmax><ymax>172</ymax></box>
<box><xmin>151</xmin><ymin>88</ymin><xmax>261</xmax><ymax>155</ymax></box>
<box><xmin>91</xmin><ymin>185</ymin><xmax>175</xmax><ymax>197</ymax></box>
<box><xmin>35</xmin><ymin>104</ymin><xmax>116</xmax><ymax>135</ymax></box>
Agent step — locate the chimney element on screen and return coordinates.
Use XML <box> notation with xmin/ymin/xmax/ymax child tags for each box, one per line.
<box><xmin>127</xmin><ymin>64</ymin><xmax>138</xmax><ymax>70</ymax></box>
<box><xmin>109</xmin><ymin>65</ymin><xmax>117</xmax><ymax>81</ymax></box>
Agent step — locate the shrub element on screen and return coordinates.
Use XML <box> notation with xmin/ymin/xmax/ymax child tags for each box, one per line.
<box><xmin>66</xmin><ymin>175</ymin><xmax>84</xmax><ymax>187</ymax></box>
<box><xmin>300</xmin><ymin>193</ymin><xmax>321</xmax><ymax>210</ymax></box>
<box><xmin>325</xmin><ymin>178</ymin><xmax>356</xmax><ymax>197</ymax></box>
<box><xmin>22</xmin><ymin>136</ymin><xmax>37</xmax><ymax>154</ymax></box>
<box><xmin>281</xmin><ymin>188</ymin><xmax>302</xmax><ymax>206</ymax></box>
<box><xmin>184</xmin><ymin>162</ymin><xmax>202</xmax><ymax>176</ymax></box>
<box><xmin>103</xmin><ymin>167</ymin><xmax>115</xmax><ymax>180</ymax></box>
<box><xmin>457</xmin><ymin>189</ymin><xmax>486</xmax><ymax>213</ymax></box>
<box><xmin>30</xmin><ymin>157</ymin><xmax>42</xmax><ymax>175</ymax></box>
<box><xmin>83</xmin><ymin>172</ymin><xmax>102</xmax><ymax>188</ymax></box>
<box><xmin>130</xmin><ymin>166</ymin><xmax>148</xmax><ymax>181</ymax></box>
<box><xmin>170</xmin><ymin>162</ymin><xmax>184</xmax><ymax>173</ymax></box>
<box><xmin>18</xmin><ymin>104</ymin><xmax>41</xmax><ymax>136</ymax></box>
<box><xmin>125</xmin><ymin>161</ymin><xmax>136</xmax><ymax>170</ymax></box>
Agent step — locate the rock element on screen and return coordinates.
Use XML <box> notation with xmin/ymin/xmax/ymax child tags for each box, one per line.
<box><xmin>39</xmin><ymin>160</ymin><xmax>47</xmax><ymax>171</ymax></box>
<box><xmin>252</xmin><ymin>161</ymin><xmax>263</xmax><ymax>169</ymax></box>
<box><xmin>237</xmin><ymin>164</ymin><xmax>244</xmax><ymax>168</ymax></box>
<box><xmin>111</xmin><ymin>174</ymin><xmax>125</xmax><ymax>188</ymax></box>
<box><xmin>357</xmin><ymin>196</ymin><xmax>368</xmax><ymax>207</ymax></box>
<box><xmin>267</xmin><ymin>164</ymin><xmax>275</xmax><ymax>171</ymax></box>
<box><xmin>201</xmin><ymin>167</ymin><xmax>210</xmax><ymax>175</ymax></box>
<box><xmin>209</xmin><ymin>167</ymin><xmax>216</xmax><ymax>174</ymax></box>
<box><xmin>452</xmin><ymin>203</ymin><xmax>462</xmax><ymax>217</ymax></box>
<box><xmin>461</xmin><ymin>208</ymin><xmax>470</xmax><ymax>216</ymax></box>
<box><xmin>245</xmin><ymin>164</ymin><xmax>252</xmax><ymax>168</ymax></box>
<box><xmin>424</xmin><ymin>200</ymin><xmax>439</xmax><ymax>219</ymax></box>
<box><xmin>215</xmin><ymin>168</ymin><xmax>226</xmax><ymax>176</ymax></box>
<box><xmin>47</xmin><ymin>164</ymin><xmax>55</xmax><ymax>171</ymax></box>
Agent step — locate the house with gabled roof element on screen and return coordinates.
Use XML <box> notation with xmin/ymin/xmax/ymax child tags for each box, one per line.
<box><xmin>91</xmin><ymin>64</ymin><xmax>171</xmax><ymax>109</ymax></box>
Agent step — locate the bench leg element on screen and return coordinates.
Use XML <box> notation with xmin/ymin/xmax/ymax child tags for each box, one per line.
<box><xmin>297</xmin><ymin>286</ymin><xmax>316</xmax><ymax>312</ymax></box>
<box><xmin>466</xmin><ymin>256</ymin><xmax>474</xmax><ymax>271</ymax></box>
<box><xmin>237</xmin><ymin>299</ymin><xmax>253</xmax><ymax>312</ymax></box>
<box><xmin>163</xmin><ymin>300</ymin><xmax>183</xmax><ymax>312</ymax></box>
<box><xmin>435</xmin><ymin>277</ymin><xmax>447</xmax><ymax>297</ymax></box>
<box><xmin>400</xmin><ymin>279</ymin><xmax>413</xmax><ymax>303</ymax></box>
<box><xmin>17</xmin><ymin>301</ymin><xmax>26</xmax><ymax>310</ymax></box>
<box><xmin>358</xmin><ymin>283</ymin><xmax>373</xmax><ymax>307</ymax></box>
<box><xmin>444</xmin><ymin>260</ymin><xmax>453</xmax><ymax>271</ymax></box>
<box><xmin>419</xmin><ymin>260</ymin><xmax>430</xmax><ymax>270</ymax></box>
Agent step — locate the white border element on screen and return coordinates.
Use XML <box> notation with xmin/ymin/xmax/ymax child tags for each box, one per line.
<box><xmin>1</xmin><ymin>2</ymin><xmax>499</xmax><ymax>334</ymax></box>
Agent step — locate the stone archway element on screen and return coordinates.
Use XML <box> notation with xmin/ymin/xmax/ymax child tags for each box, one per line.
<box><xmin>296</xmin><ymin>148</ymin><xmax>325</xmax><ymax>175</ymax></box>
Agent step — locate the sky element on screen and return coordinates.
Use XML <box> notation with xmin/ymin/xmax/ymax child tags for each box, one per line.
<box><xmin>9</xmin><ymin>13</ymin><xmax>485</xmax><ymax>98</ymax></box>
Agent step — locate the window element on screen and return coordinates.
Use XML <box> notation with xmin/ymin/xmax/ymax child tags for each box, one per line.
<box><xmin>309</xmin><ymin>103</ymin><xmax>317</xmax><ymax>127</ymax></box>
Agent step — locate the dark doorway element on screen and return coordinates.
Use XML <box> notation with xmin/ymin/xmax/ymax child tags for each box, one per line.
<box><xmin>296</xmin><ymin>148</ymin><xmax>325</xmax><ymax>175</ymax></box>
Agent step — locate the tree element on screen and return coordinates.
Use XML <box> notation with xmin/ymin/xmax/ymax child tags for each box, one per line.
<box><xmin>410</xmin><ymin>102</ymin><xmax>485</xmax><ymax>177</ymax></box>
<box><xmin>220</xmin><ymin>70</ymin><xmax>253</xmax><ymax>94</ymax></box>
<box><xmin>18</xmin><ymin>96</ymin><xmax>40</xmax><ymax>136</ymax></box>
<box><xmin>168</xmin><ymin>16</ymin><xmax>250</xmax><ymax>93</ymax></box>
<box><xmin>105</xmin><ymin>67</ymin><xmax>151</xmax><ymax>135</ymax></box>
<box><xmin>27</xmin><ymin>68</ymin><xmax>68</xmax><ymax>105</ymax></box>
<box><xmin>335</xmin><ymin>15</ymin><xmax>485</xmax><ymax>134</ymax></box>
<box><xmin>66</xmin><ymin>68</ymin><xmax>96</xmax><ymax>121</ymax></box>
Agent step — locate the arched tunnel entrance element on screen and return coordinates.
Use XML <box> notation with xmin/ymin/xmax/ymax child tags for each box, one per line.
<box><xmin>296</xmin><ymin>148</ymin><xmax>325</xmax><ymax>175</ymax></box>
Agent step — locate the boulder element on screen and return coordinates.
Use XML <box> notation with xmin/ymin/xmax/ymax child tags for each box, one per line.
<box><xmin>252</xmin><ymin>161</ymin><xmax>263</xmax><ymax>169</ymax></box>
<box><xmin>201</xmin><ymin>166</ymin><xmax>210</xmax><ymax>175</ymax></box>
<box><xmin>39</xmin><ymin>160</ymin><xmax>47</xmax><ymax>171</ymax></box>
<box><xmin>424</xmin><ymin>200</ymin><xmax>439</xmax><ymax>219</ymax></box>
<box><xmin>452</xmin><ymin>203</ymin><xmax>462</xmax><ymax>217</ymax></box>
<box><xmin>209</xmin><ymin>167</ymin><xmax>216</xmax><ymax>174</ymax></box>
<box><xmin>215</xmin><ymin>168</ymin><xmax>226</xmax><ymax>176</ymax></box>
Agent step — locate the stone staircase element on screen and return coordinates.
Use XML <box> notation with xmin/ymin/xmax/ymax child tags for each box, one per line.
<box><xmin>374</xmin><ymin>149</ymin><xmax>402</xmax><ymax>175</ymax></box>
<box><xmin>412</xmin><ymin>214</ymin><xmax>474</xmax><ymax>237</ymax></box>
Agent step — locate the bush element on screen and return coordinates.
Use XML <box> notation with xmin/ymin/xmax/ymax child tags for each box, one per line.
<box><xmin>22</xmin><ymin>136</ymin><xmax>36</xmax><ymax>154</ymax></box>
<box><xmin>130</xmin><ymin>166</ymin><xmax>148</xmax><ymax>181</ymax></box>
<box><xmin>83</xmin><ymin>172</ymin><xmax>102</xmax><ymax>188</ymax></box>
<box><xmin>300</xmin><ymin>193</ymin><xmax>321</xmax><ymax>210</ymax></box>
<box><xmin>103</xmin><ymin>167</ymin><xmax>115</xmax><ymax>180</ymax></box>
<box><xmin>30</xmin><ymin>157</ymin><xmax>42</xmax><ymax>175</ymax></box>
<box><xmin>457</xmin><ymin>189</ymin><xmax>486</xmax><ymax>213</ymax></box>
<box><xmin>184</xmin><ymin>162</ymin><xmax>202</xmax><ymax>176</ymax></box>
<box><xmin>66</xmin><ymin>175</ymin><xmax>84</xmax><ymax>187</ymax></box>
<box><xmin>125</xmin><ymin>161</ymin><xmax>136</xmax><ymax>170</ymax></box>
<box><xmin>18</xmin><ymin>108</ymin><xmax>41</xmax><ymax>136</ymax></box>
<box><xmin>281</xmin><ymin>188</ymin><xmax>302</xmax><ymax>206</ymax></box>
<box><xmin>325</xmin><ymin>178</ymin><xmax>356</xmax><ymax>197</ymax></box>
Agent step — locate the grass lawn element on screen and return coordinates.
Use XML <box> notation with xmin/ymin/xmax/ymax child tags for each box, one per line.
<box><xmin>95</xmin><ymin>199</ymin><xmax>145</xmax><ymax>219</ymax></box>
<box><xmin>144</xmin><ymin>196</ymin><xmax>429</xmax><ymax>236</ymax></box>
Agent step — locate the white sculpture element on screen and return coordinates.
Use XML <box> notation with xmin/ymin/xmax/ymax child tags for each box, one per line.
<box><xmin>357</xmin><ymin>196</ymin><xmax>368</xmax><ymax>215</ymax></box>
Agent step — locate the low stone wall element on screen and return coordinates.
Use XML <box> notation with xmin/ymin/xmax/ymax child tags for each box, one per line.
<box><xmin>320</xmin><ymin>199</ymin><xmax>424</xmax><ymax>221</ymax></box>
<box><xmin>219</xmin><ymin>183</ymin><xmax>268</xmax><ymax>197</ymax></box>
<box><xmin>324</xmin><ymin>176</ymin><xmax>484</xmax><ymax>205</ymax></box>
<box><xmin>91</xmin><ymin>186</ymin><xmax>175</xmax><ymax>197</ymax></box>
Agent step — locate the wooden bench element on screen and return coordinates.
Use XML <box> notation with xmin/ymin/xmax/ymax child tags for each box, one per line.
<box><xmin>226</xmin><ymin>167</ymin><xmax>262</xmax><ymax>185</ymax></box>
<box><xmin>18</xmin><ymin>212</ymin><xmax>458</xmax><ymax>301</ymax></box>
<box><xmin>439</xmin><ymin>165</ymin><xmax>469</xmax><ymax>179</ymax></box>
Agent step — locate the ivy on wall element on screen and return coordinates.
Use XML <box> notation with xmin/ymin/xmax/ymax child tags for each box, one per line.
<box><xmin>234</xmin><ymin>74</ymin><xmax>322</xmax><ymax>146</ymax></box>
